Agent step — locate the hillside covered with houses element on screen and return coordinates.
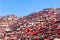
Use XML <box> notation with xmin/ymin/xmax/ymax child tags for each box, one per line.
<box><xmin>0</xmin><ymin>8</ymin><xmax>60</xmax><ymax>40</ymax></box>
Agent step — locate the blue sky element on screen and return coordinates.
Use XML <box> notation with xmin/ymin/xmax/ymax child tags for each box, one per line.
<box><xmin>0</xmin><ymin>0</ymin><xmax>60</xmax><ymax>17</ymax></box>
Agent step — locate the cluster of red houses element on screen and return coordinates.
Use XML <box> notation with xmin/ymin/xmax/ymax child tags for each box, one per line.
<box><xmin>0</xmin><ymin>8</ymin><xmax>60</xmax><ymax>40</ymax></box>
